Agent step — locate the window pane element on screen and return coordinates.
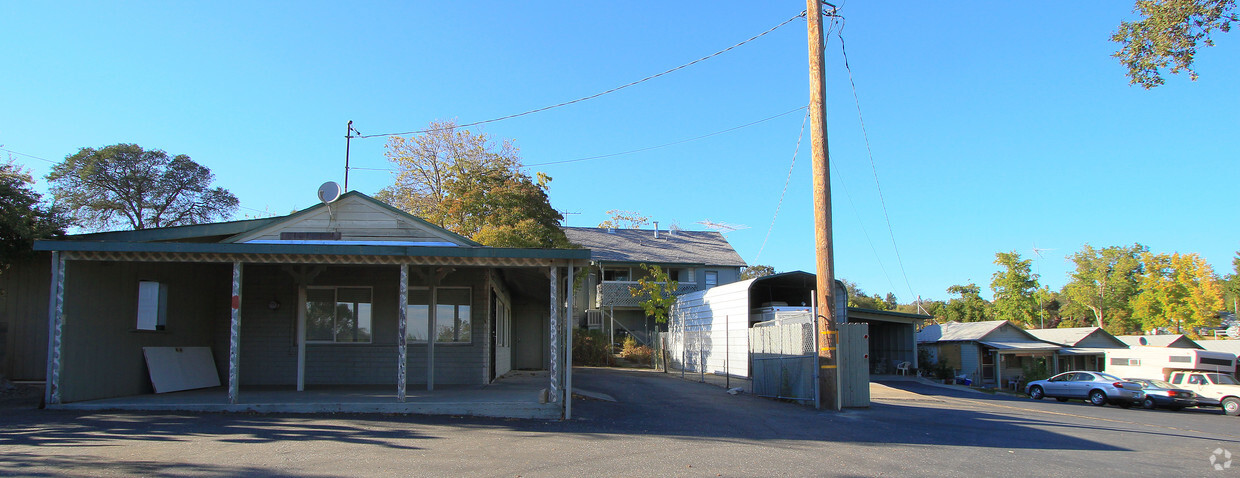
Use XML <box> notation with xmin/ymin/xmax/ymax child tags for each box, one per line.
<box><xmin>457</xmin><ymin>304</ymin><xmax>471</xmax><ymax>341</ymax></box>
<box><xmin>306</xmin><ymin>289</ymin><xmax>335</xmax><ymax>341</ymax></box>
<box><xmin>435</xmin><ymin>304</ymin><xmax>456</xmax><ymax>342</ymax></box>
<box><xmin>434</xmin><ymin>288</ymin><xmax>471</xmax><ymax>343</ymax></box>
<box><xmin>407</xmin><ymin>289</ymin><xmax>429</xmax><ymax>342</ymax></box>
<box><xmin>336</xmin><ymin>302</ymin><xmax>373</xmax><ymax>343</ymax></box>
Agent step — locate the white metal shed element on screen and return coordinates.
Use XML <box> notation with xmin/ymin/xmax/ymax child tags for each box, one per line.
<box><xmin>666</xmin><ymin>272</ymin><xmax>823</xmax><ymax>378</ymax></box>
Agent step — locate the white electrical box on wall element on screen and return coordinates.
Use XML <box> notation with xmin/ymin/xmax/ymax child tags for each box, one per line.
<box><xmin>137</xmin><ymin>281</ymin><xmax>168</xmax><ymax>330</ymax></box>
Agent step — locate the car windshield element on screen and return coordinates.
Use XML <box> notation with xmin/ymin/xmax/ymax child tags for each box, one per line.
<box><xmin>1145</xmin><ymin>379</ymin><xmax>1173</xmax><ymax>389</ymax></box>
<box><xmin>1095</xmin><ymin>372</ymin><xmax>1122</xmax><ymax>381</ymax></box>
<box><xmin>1206</xmin><ymin>374</ymin><xmax>1240</xmax><ymax>385</ymax></box>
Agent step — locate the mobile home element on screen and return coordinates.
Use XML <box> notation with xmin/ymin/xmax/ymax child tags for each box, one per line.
<box><xmin>1104</xmin><ymin>346</ymin><xmax>1236</xmax><ymax>380</ymax></box>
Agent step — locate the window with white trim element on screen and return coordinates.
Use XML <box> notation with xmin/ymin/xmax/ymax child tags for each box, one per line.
<box><xmin>306</xmin><ymin>287</ymin><xmax>373</xmax><ymax>343</ymax></box>
<box><xmin>406</xmin><ymin>287</ymin><xmax>472</xmax><ymax>344</ymax></box>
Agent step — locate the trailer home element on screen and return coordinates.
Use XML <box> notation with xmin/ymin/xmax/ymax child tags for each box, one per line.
<box><xmin>1105</xmin><ymin>346</ymin><xmax>1237</xmax><ymax>380</ymax></box>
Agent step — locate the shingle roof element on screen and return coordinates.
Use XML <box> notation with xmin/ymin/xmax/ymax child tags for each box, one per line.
<box><xmin>1027</xmin><ymin>327</ymin><xmax>1101</xmax><ymax>346</ymax></box>
<box><xmin>916</xmin><ymin>320</ymin><xmax>1009</xmax><ymax>342</ymax></box>
<box><xmin>562</xmin><ymin>227</ymin><xmax>746</xmax><ymax>267</ymax></box>
<box><xmin>1116</xmin><ymin>335</ymin><xmax>1203</xmax><ymax>349</ymax></box>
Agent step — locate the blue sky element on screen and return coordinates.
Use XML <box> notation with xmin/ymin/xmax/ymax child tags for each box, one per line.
<box><xmin>3</xmin><ymin>2</ymin><xmax>1237</xmax><ymax>302</ymax></box>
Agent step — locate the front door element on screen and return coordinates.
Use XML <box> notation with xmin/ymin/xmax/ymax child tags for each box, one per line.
<box><xmin>493</xmin><ymin>293</ymin><xmax>512</xmax><ymax>379</ymax></box>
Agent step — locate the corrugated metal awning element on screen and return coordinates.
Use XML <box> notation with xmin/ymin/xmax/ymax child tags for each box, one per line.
<box><xmin>1057</xmin><ymin>347</ymin><xmax>1114</xmax><ymax>355</ymax></box>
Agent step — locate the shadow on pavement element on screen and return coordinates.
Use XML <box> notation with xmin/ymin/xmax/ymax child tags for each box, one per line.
<box><xmin>7</xmin><ymin>366</ymin><xmax>1233</xmax><ymax>471</ymax></box>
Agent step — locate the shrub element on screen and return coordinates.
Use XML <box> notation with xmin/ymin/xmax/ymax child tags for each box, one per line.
<box><xmin>1021</xmin><ymin>357</ymin><xmax>1051</xmax><ymax>383</ymax></box>
<box><xmin>573</xmin><ymin>329</ymin><xmax>614</xmax><ymax>366</ymax></box>
<box><xmin>619</xmin><ymin>335</ymin><xmax>653</xmax><ymax>366</ymax></box>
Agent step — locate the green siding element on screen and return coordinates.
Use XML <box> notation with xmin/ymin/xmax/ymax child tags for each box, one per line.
<box><xmin>60</xmin><ymin>261</ymin><xmax>231</xmax><ymax>403</ymax></box>
<box><xmin>0</xmin><ymin>252</ymin><xmax>52</xmax><ymax>380</ymax></box>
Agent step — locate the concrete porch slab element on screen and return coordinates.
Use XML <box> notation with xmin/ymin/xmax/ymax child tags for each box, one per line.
<box><xmin>50</xmin><ymin>371</ymin><xmax>564</xmax><ymax>419</ymax></box>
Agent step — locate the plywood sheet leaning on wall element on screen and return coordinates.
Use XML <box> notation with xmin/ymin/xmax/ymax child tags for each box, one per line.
<box><xmin>142</xmin><ymin>347</ymin><xmax>221</xmax><ymax>393</ymax></box>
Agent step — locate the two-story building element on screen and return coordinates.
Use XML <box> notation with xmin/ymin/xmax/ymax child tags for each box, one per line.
<box><xmin>562</xmin><ymin>226</ymin><xmax>746</xmax><ymax>346</ymax></box>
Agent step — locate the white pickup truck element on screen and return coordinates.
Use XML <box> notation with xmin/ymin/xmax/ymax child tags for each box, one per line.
<box><xmin>1167</xmin><ymin>371</ymin><xmax>1240</xmax><ymax>416</ymax></box>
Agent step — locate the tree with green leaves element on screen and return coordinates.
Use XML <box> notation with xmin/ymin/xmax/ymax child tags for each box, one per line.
<box><xmin>47</xmin><ymin>144</ymin><xmax>238</xmax><ymax>231</ymax></box>
<box><xmin>740</xmin><ymin>264</ymin><xmax>776</xmax><ymax>280</ymax></box>
<box><xmin>1223</xmin><ymin>251</ymin><xmax>1240</xmax><ymax>315</ymax></box>
<box><xmin>940</xmin><ymin>283</ymin><xmax>991</xmax><ymax>323</ymax></box>
<box><xmin>840</xmin><ymin>279</ymin><xmax>885</xmax><ymax>310</ymax></box>
<box><xmin>883</xmin><ymin>292</ymin><xmax>899</xmax><ymax>310</ymax></box>
<box><xmin>1112</xmin><ymin>0</ymin><xmax>1237</xmax><ymax>88</ymax></box>
<box><xmin>1062</xmin><ymin>244</ymin><xmax>1147</xmax><ymax>333</ymax></box>
<box><xmin>597</xmin><ymin>210</ymin><xmax>649</xmax><ymax>229</ymax></box>
<box><xmin>1</xmin><ymin>161</ymin><xmax>69</xmax><ymax>272</ymax></box>
<box><xmin>990</xmin><ymin>251</ymin><xmax>1039</xmax><ymax>328</ymax></box>
<box><xmin>377</xmin><ymin>120</ymin><xmax>570</xmax><ymax>248</ymax></box>
<box><xmin>629</xmin><ymin>264</ymin><xmax>678</xmax><ymax>324</ymax></box>
<box><xmin>1132</xmin><ymin>251</ymin><xmax>1225</xmax><ymax>333</ymax></box>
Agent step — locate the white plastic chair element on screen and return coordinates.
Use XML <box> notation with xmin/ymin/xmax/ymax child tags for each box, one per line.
<box><xmin>896</xmin><ymin>361</ymin><xmax>911</xmax><ymax>376</ymax></box>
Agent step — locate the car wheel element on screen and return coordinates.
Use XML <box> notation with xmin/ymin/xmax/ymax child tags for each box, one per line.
<box><xmin>1028</xmin><ymin>385</ymin><xmax>1044</xmax><ymax>400</ymax></box>
<box><xmin>1223</xmin><ymin>397</ymin><xmax>1240</xmax><ymax>416</ymax></box>
<box><xmin>1142</xmin><ymin>397</ymin><xmax>1157</xmax><ymax>410</ymax></box>
<box><xmin>1089</xmin><ymin>389</ymin><xmax>1107</xmax><ymax>406</ymax></box>
<box><xmin>1056</xmin><ymin>397</ymin><xmax>1069</xmax><ymax>402</ymax></box>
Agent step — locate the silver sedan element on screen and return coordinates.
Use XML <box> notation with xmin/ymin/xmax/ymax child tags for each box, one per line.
<box><xmin>1026</xmin><ymin>371</ymin><xmax>1144</xmax><ymax>408</ymax></box>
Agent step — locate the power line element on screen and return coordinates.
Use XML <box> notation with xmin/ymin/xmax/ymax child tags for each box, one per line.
<box><xmin>345</xmin><ymin>106</ymin><xmax>809</xmax><ymax>172</ymax></box>
<box><xmin>0</xmin><ymin>147</ymin><xmax>57</xmax><ymax>164</ymax></box>
<box><xmin>356</xmin><ymin>12</ymin><xmax>807</xmax><ymax>139</ymax></box>
<box><xmin>837</xmin><ymin>25</ymin><xmax>918</xmax><ymax>303</ymax></box>
<box><xmin>753</xmin><ymin>107</ymin><xmax>810</xmax><ymax>263</ymax></box>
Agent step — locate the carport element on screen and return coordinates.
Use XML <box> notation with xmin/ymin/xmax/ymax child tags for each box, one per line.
<box><xmin>842</xmin><ymin>308</ymin><xmax>930</xmax><ymax>375</ymax></box>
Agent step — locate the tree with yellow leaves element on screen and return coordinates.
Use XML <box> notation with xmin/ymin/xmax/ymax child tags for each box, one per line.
<box><xmin>1131</xmin><ymin>251</ymin><xmax>1225</xmax><ymax>334</ymax></box>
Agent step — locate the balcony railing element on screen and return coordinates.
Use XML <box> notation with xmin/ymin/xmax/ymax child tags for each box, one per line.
<box><xmin>596</xmin><ymin>281</ymin><xmax>699</xmax><ymax>308</ymax></box>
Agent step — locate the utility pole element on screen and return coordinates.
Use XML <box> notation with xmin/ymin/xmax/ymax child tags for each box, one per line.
<box><xmin>807</xmin><ymin>0</ymin><xmax>839</xmax><ymax>411</ymax></box>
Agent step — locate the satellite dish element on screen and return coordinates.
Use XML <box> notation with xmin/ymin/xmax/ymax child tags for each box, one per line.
<box><xmin>317</xmin><ymin>181</ymin><xmax>342</xmax><ymax>204</ymax></box>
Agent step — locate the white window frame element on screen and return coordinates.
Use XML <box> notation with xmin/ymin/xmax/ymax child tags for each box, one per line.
<box><xmin>406</xmin><ymin>286</ymin><xmax>473</xmax><ymax>345</ymax></box>
<box><xmin>305</xmin><ymin>286</ymin><xmax>374</xmax><ymax>344</ymax></box>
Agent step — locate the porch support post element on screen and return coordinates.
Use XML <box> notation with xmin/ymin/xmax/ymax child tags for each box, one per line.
<box><xmin>565</xmin><ymin>263</ymin><xmax>574</xmax><ymax>419</ymax></box>
<box><xmin>227</xmin><ymin>261</ymin><xmax>243</xmax><ymax>405</ymax></box>
<box><xmin>397</xmin><ymin>264</ymin><xmax>408</xmax><ymax>402</ymax></box>
<box><xmin>45</xmin><ymin>252</ymin><xmax>65</xmax><ymax>405</ymax></box>
<box><xmin>296</xmin><ymin>285</ymin><xmax>306</xmax><ymax>391</ymax></box>
<box><xmin>995</xmin><ymin>351</ymin><xmax>1002</xmax><ymax>389</ymax></box>
<box><xmin>549</xmin><ymin>264</ymin><xmax>560</xmax><ymax>402</ymax></box>
<box><xmin>1052</xmin><ymin>353</ymin><xmax>1060</xmax><ymax>375</ymax></box>
<box><xmin>428</xmin><ymin>286</ymin><xmax>436</xmax><ymax>391</ymax></box>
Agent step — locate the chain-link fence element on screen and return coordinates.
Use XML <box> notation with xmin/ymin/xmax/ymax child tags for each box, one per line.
<box><xmin>749</xmin><ymin>319</ymin><xmax>816</xmax><ymax>403</ymax></box>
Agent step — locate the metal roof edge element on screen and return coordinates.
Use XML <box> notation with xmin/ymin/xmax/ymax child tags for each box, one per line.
<box><xmin>62</xmin><ymin>217</ymin><xmax>281</xmax><ymax>242</ymax></box>
<box><xmin>32</xmin><ymin>240</ymin><xmax>591</xmax><ymax>260</ymax></box>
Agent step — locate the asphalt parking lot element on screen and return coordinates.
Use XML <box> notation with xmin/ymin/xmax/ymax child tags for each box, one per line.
<box><xmin>2</xmin><ymin>368</ymin><xmax>1239</xmax><ymax>477</ymax></box>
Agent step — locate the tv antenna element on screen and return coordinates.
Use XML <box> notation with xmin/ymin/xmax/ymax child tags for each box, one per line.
<box><xmin>1032</xmin><ymin>244</ymin><xmax>1055</xmax><ymax>328</ymax></box>
<box><xmin>697</xmin><ymin>219</ymin><xmax>750</xmax><ymax>235</ymax></box>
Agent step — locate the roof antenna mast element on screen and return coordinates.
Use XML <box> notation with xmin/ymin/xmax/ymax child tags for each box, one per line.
<box><xmin>344</xmin><ymin>120</ymin><xmax>359</xmax><ymax>191</ymax></box>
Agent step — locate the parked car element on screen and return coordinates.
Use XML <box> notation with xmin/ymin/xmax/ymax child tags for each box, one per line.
<box><xmin>1167</xmin><ymin>371</ymin><xmax>1240</xmax><ymax>416</ymax></box>
<box><xmin>1025</xmin><ymin>371</ymin><xmax>1144</xmax><ymax>408</ymax></box>
<box><xmin>1124</xmin><ymin>378</ymin><xmax>1198</xmax><ymax>411</ymax></box>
